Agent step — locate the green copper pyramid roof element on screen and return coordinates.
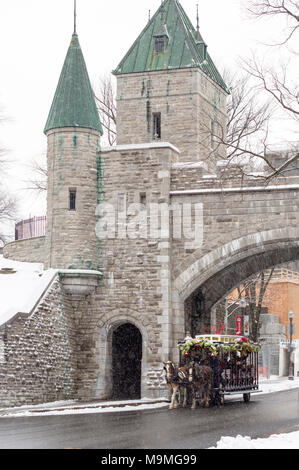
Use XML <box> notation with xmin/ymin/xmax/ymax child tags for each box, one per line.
<box><xmin>113</xmin><ymin>0</ymin><xmax>229</xmax><ymax>93</ymax></box>
<box><xmin>44</xmin><ymin>34</ymin><xmax>103</xmax><ymax>134</ymax></box>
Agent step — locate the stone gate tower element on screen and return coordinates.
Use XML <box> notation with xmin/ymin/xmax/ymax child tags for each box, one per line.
<box><xmin>94</xmin><ymin>0</ymin><xmax>230</xmax><ymax>399</ymax></box>
<box><xmin>44</xmin><ymin>33</ymin><xmax>103</xmax><ymax>270</ymax></box>
<box><xmin>113</xmin><ymin>0</ymin><xmax>229</xmax><ymax>165</ymax></box>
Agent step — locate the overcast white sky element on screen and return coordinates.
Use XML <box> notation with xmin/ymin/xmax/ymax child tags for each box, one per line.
<box><xmin>0</xmin><ymin>0</ymin><xmax>296</xmax><ymax>228</ymax></box>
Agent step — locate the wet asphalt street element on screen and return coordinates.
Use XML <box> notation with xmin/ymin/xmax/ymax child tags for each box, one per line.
<box><xmin>0</xmin><ymin>389</ymin><xmax>299</xmax><ymax>449</ymax></box>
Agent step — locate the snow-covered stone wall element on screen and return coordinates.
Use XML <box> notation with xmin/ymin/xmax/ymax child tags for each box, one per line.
<box><xmin>0</xmin><ymin>278</ymin><xmax>76</xmax><ymax>407</ymax></box>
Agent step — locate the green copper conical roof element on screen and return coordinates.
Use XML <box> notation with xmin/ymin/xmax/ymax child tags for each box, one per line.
<box><xmin>113</xmin><ymin>0</ymin><xmax>229</xmax><ymax>94</ymax></box>
<box><xmin>44</xmin><ymin>34</ymin><xmax>103</xmax><ymax>134</ymax></box>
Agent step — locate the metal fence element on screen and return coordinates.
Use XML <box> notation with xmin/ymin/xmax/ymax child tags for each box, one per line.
<box><xmin>15</xmin><ymin>216</ymin><xmax>46</xmax><ymax>241</ymax></box>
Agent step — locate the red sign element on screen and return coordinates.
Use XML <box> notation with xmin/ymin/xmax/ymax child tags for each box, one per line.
<box><xmin>236</xmin><ymin>316</ymin><xmax>242</xmax><ymax>336</ymax></box>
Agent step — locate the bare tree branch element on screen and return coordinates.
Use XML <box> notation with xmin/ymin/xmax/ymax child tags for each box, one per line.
<box><xmin>0</xmin><ymin>105</ymin><xmax>18</xmax><ymax>243</ymax></box>
<box><xmin>25</xmin><ymin>157</ymin><xmax>47</xmax><ymax>193</ymax></box>
<box><xmin>246</xmin><ymin>0</ymin><xmax>299</xmax><ymax>47</ymax></box>
<box><xmin>0</xmin><ymin>188</ymin><xmax>18</xmax><ymax>244</ymax></box>
<box><xmin>94</xmin><ymin>75</ymin><xmax>117</xmax><ymax>146</ymax></box>
<box><xmin>242</xmin><ymin>57</ymin><xmax>299</xmax><ymax>119</ymax></box>
<box><xmin>227</xmin><ymin>268</ymin><xmax>275</xmax><ymax>341</ymax></box>
<box><xmin>198</xmin><ymin>71</ymin><xmax>282</xmax><ymax>180</ymax></box>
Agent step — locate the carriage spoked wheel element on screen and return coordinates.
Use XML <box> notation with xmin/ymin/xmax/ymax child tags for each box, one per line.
<box><xmin>243</xmin><ymin>393</ymin><xmax>251</xmax><ymax>403</ymax></box>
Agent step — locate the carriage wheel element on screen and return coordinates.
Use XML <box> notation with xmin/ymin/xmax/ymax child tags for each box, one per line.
<box><xmin>243</xmin><ymin>393</ymin><xmax>251</xmax><ymax>403</ymax></box>
<box><xmin>211</xmin><ymin>392</ymin><xmax>224</xmax><ymax>407</ymax></box>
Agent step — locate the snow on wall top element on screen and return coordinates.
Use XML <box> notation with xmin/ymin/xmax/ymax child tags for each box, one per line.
<box><xmin>0</xmin><ymin>256</ymin><xmax>57</xmax><ymax>326</ymax></box>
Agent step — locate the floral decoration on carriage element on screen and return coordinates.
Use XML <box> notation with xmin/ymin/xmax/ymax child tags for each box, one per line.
<box><xmin>178</xmin><ymin>334</ymin><xmax>260</xmax><ymax>360</ymax></box>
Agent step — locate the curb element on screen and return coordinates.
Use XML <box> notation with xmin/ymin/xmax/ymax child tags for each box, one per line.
<box><xmin>0</xmin><ymin>399</ymin><xmax>170</xmax><ymax>417</ymax></box>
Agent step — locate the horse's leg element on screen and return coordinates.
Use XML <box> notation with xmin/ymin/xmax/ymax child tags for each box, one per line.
<box><xmin>199</xmin><ymin>384</ymin><xmax>204</xmax><ymax>407</ymax></box>
<box><xmin>205</xmin><ymin>382</ymin><xmax>211</xmax><ymax>408</ymax></box>
<box><xmin>173</xmin><ymin>384</ymin><xmax>180</xmax><ymax>408</ymax></box>
<box><xmin>191</xmin><ymin>384</ymin><xmax>196</xmax><ymax>409</ymax></box>
<box><xmin>182</xmin><ymin>385</ymin><xmax>187</xmax><ymax>408</ymax></box>
<box><xmin>168</xmin><ymin>384</ymin><xmax>175</xmax><ymax>409</ymax></box>
<box><xmin>205</xmin><ymin>380</ymin><xmax>212</xmax><ymax>407</ymax></box>
<box><xmin>178</xmin><ymin>386</ymin><xmax>182</xmax><ymax>407</ymax></box>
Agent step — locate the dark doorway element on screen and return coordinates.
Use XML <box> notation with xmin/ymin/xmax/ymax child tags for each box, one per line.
<box><xmin>112</xmin><ymin>323</ymin><xmax>142</xmax><ymax>399</ymax></box>
<box><xmin>185</xmin><ymin>289</ymin><xmax>206</xmax><ymax>337</ymax></box>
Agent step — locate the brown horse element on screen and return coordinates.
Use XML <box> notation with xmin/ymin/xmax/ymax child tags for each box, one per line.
<box><xmin>188</xmin><ymin>361</ymin><xmax>213</xmax><ymax>409</ymax></box>
<box><xmin>163</xmin><ymin>361</ymin><xmax>188</xmax><ymax>409</ymax></box>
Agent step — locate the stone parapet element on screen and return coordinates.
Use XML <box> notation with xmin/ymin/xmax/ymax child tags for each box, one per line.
<box><xmin>3</xmin><ymin>236</ymin><xmax>45</xmax><ymax>264</ymax></box>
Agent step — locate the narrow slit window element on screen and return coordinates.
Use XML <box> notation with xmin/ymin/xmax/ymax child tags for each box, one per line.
<box><xmin>69</xmin><ymin>189</ymin><xmax>77</xmax><ymax>211</ymax></box>
<box><xmin>153</xmin><ymin>113</ymin><xmax>161</xmax><ymax>140</ymax></box>
<box><xmin>118</xmin><ymin>193</ymin><xmax>126</xmax><ymax>212</ymax></box>
<box><xmin>140</xmin><ymin>192</ymin><xmax>147</xmax><ymax>205</ymax></box>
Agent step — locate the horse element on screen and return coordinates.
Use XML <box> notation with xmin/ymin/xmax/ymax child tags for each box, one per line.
<box><xmin>163</xmin><ymin>361</ymin><xmax>188</xmax><ymax>409</ymax></box>
<box><xmin>188</xmin><ymin>360</ymin><xmax>213</xmax><ymax>409</ymax></box>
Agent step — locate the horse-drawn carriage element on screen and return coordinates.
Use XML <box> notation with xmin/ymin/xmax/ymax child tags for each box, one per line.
<box><xmin>164</xmin><ymin>334</ymin><xmax>260</xmax><ymax>409</ymax></box>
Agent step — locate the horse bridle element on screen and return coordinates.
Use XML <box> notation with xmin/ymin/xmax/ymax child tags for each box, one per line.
<box><xmin>164</xmin><ymin>362</ymin><xmax>187</xmax><ymax>383</ymax></box>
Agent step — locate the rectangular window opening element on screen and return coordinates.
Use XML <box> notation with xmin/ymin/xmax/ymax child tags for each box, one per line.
<box><xmin>69</xmin><ymin>189</ymin><xmax>77</xmax><ymax>211</ymax></box>
<box><xmin>140</xmin><ymin>192</ymin><xmax>147</xmax><ymax>205</ymax></box>
<box><xmin>117</xmin><ymin>193</ymin><xmax>126</xmax><ymax>212</ymax></box>
<box><xmin>153</xmin><ymin>113</ymin><xmax>161</xmax><ymax>140</ymax></box>
<box><xmin>155</xmin><ymin>37</ymin><xmax>165</xmax><ymax>53</ymax></box>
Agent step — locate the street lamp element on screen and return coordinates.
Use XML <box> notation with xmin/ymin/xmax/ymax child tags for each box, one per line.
<box><xmin>288</xmin><ymin>310</ymin><xmax>294</xmax><ymax>381</ymax></box>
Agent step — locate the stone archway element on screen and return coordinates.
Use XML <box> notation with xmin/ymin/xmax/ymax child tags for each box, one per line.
<box><xmin>95</xmin><ymin>312</ymin><xmax>152</xmax><ymax>400</ymax></box>
<box><xmin>112</xmin><ymin>323</ymin><xmax>142</xmax><ymax>399</ymax></box>
<box><xmin>171</xmin><ymin>229</ymin><xmax>299</xmax><ymax>359</ymax></box>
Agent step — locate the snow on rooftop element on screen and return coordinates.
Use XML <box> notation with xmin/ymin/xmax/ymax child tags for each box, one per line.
<box><xmin>0</xmin><ymin>256</ymin><xmax>56</xmax><ymax>326</ymax></box>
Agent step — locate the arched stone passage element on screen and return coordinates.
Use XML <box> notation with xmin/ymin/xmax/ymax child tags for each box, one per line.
<box><xmin>195</xmin><ymin>244</ymin><xmax>299</xmax><ymax>313</ymax></box>
<box><xmin>112</xmin><ymin>323</ymin><xmax>142</xmax><ymax>399</ymax></box>
<box><xmin>171</xmin><ymin>229</ymin><xmax>299</xmax><ymax>355</ymax></box>
<box><xmin>95</xmin><ymin>312</ymin><xmax>151</xmax><ymax>400</ymax></box>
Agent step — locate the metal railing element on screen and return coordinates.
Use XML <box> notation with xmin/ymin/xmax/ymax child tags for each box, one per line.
<box><xmin>15</xmin><ymin>216</ymin><xmax>46</xmax><ymax>241</ymax></box>
<box><xmin>267</xmin><ymin>268</ymin><xmax>299</xmax><ymax>285</ymax></box>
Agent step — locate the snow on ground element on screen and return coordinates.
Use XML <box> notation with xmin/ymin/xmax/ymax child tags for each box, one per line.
<box><xmin>1</xmin><ymin>376</ymin><xmax>298</xmax><ymax>448</ymax></box>
<box><xmin>0</xmin><ymin>397</ymin><xmax>168</xmax><ymax>418</ymax></box>
<box><xmin>209</xmin><ymin>431</ymin><xmax>299</xmax><ymax>449</ymax></box>
<box><xmin>210</xmin><ymin>376</ymin><xmax>299</xmax><ymax>449</ymax></box>
<box><xmin>1</xmin><ymin>376</ymin><xmax>298</xmax><ymax>419</ymax></box>
<box><xmin>1</xmin><ymin>401</ymin><xmax>168</xmax><ymax>417</ymax></box>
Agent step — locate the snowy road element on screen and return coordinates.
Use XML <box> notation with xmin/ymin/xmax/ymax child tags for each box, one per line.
<box><xmin>0</xmin><ymin>388</ymin><xmax>298</xmax><ymax>449</ymax></box>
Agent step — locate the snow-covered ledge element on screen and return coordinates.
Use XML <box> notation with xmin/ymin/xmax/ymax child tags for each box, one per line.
<box><xmin>172</xmin><ymin>161</ymin><xmax>208</xmax><ymax>170</ymax></box>
<box><xmin>100</xmin><ymin>142</ymin><xmax>180</xmax><ymax>154</ymax></box>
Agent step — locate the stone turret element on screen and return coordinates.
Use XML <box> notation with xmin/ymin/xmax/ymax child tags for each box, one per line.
<box><xmin>44</xmin><ymin>33</ymin><xmax>102</xmax><ymax>270</ymax></box>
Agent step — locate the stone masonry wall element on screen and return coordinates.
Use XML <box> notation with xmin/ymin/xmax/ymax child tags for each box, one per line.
<box><xmin>0</xmin><ymin>277</ymin><xmax>77</xmax><ymax>407</ymax></box>
<box><xmin>170</xmin><ymin>176</ymin><xmax>299</xmax><ymax>282</ymax></box>
<box><xmin>116</xmin><ymin>68</ymin><xmax>227</xmax><ymax>164</ymax></box>
<box><xmin>90</xmin><ymin>143</ymin><xmax>179</xmax><ymax>399</ymax></box>
<box><xmin>3</xmin><ymin>236</ymin><xmax>45</xmax><ymax>264</ymax></box>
